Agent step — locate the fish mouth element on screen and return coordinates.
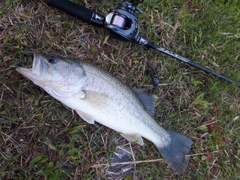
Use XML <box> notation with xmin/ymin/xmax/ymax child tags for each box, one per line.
<box><xmin>16</xmin><ymin>52</ymin><xmax>47</xmax><ymax>80</ymax></box>
<box><xmin>32</xmin><ymin>52</ymin><xmax>41</xmax><ymax>74</ymax></box>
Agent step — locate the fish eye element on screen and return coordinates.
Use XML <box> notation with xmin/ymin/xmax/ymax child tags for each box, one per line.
<box><xmin>48</xmin><ymin>57</ymin><xmax>58</xmax><ymax>64</ymax></box>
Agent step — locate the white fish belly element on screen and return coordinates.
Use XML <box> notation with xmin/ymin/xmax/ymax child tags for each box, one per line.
<box><xmin>64</xmin><ymin>95</ymin><xmax>169</xmax><ymax>147</ymax></box>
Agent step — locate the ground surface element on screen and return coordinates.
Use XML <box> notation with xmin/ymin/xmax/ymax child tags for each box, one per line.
<box><xmin>0</xmin><ymin>0</ymin><xmax>240</xmax><ymax>179</ymax></box>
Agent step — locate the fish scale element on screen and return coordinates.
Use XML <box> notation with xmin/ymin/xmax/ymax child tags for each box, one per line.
<box><xmin>82</xmin><ymin>62</ymin><xmax>169</xmax><ymax>143</ymax></box>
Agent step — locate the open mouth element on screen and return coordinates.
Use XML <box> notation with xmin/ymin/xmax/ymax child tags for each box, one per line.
<box><xmin>32</xmin><ymin>53</ymin><xmax>40</xmax><ymax>72</ymax></box>
<box><xmin>31</xmin><ymin>53</ymin><xmax>42</xmax><ymax>75</ymax></box>
<box><xmin>16</xmin><ymin>52</ymin><xmax>46</xmax><ymax>79</ymax></box>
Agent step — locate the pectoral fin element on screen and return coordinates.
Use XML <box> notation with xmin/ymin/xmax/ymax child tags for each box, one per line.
<box><xmin>120</xmin><ymin>133</ymin><xmax>144</xmax><ymax>146</ymax></box>
<box><xmin>76</xmin><ymin>110</ymin><xmax>95</xmax><ymax>124</ymax></box>
<box><xmin>84</xmin><ymin>91</ymin><xmax>109</xmax><ymax>108</ymax></box>
<box><xmin>78</xmin><ymin>90</ymin><xmax>86</xmax><ymax>99</ymax></box>
<box><xmin>75</xmin><ymin>91</ymin><xmax>108</xmax><ymax>124</ymax></box>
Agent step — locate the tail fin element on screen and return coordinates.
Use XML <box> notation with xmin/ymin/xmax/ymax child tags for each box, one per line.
<box><xmin>157</xmin><ymin>129</ymin><xmax>192</xmax><ymax>173</ymax></box>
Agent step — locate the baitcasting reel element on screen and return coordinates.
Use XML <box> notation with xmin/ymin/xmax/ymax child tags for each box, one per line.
<box><xmin>105</xmin><ymin>0</ymin><xmax>143</xmax><ymax>42</ymax></box>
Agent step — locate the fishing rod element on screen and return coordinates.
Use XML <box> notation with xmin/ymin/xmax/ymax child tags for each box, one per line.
<box><xmin>47</xmin><ymin>0</ymin><xmax>240</xmax><ymax>87</ymax></box>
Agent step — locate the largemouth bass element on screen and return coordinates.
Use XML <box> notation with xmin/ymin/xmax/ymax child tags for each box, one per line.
<box><xmin>16</xmin><ymin>53</ymin><xmax>192</xmax><ymax>172</ymax></box>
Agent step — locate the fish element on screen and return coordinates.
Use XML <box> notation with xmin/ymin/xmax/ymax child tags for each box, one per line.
<box><xmin>16</xmin><ymin>53</ymin><xmax>192</xmax><ymax>173</ymax></box>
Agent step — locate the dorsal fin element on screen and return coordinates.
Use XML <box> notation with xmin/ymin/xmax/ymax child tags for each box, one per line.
<box><xmin>131</xmin><ymin>87</ymin><xmax>156</xmax><ymax>116</ymax></box>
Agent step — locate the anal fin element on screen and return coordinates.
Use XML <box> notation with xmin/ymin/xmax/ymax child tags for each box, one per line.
<box><xmin>76</xmin><ymin>110</ymin><xmax>95</xmax><ymax>124</ymax></box>
<box><xmin>120</xmin><ymin>133</ymin><xmax>144</xmax><ymax>146</ymax></box>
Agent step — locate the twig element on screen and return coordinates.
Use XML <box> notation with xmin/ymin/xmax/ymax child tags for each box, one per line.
<box><xmin>187</xmin><ymin>151</ymin><xmax>219</xmax><ymax>157</ymax></box>
<box><xmin>92</xmin><ymin>158</ymin><xmax>165</xmax><ymax>168</ymax></box>
<box><xmin>91</xmin><ymin>150</ymin><xmax>219</xmax><ymax>168</ymax></box>
<box><xmin>202</xmin><ymin>120</ymin><xmax>218</xmax><ymax>126</ymax></box>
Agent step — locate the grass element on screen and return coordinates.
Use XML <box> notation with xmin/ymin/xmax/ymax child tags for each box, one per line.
<box><xmin>0</xmin><ymin>0</ymin><xmax>240</xmax><ymax>179</ymax></box>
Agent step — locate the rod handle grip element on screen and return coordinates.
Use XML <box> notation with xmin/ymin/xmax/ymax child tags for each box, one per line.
<box><xmin>47</xmin><ymin>0</ymin><xmax>103</xmax><ymax>26</ymax></box>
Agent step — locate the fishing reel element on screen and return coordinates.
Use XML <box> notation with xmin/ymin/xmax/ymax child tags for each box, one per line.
<box><xmin>105</xmin><ymin>0</ymin><xmax>143</xmax><ymax>42</ymax></box>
